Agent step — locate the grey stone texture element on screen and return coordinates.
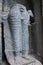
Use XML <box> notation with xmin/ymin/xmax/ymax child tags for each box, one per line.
<box><xmin>2</xmin><ymin>3</ymin><xmax>33</xmax><ymax>65</ymax></box>
<box><xmin>42</xmin><ymin>0</ymin><xmax>43</xmax><ymax>16</ymax></box>
<box><xmin>8</xmin><ymin>4</ymin><xmax>33</xmax><ymax>55</ymax></box>
<box><xmin>32</xmin><ymin>0</ymin><xmax>42</xmax><ymax>54</ymax></box>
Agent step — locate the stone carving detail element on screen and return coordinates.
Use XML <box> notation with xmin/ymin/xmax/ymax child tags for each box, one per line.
<box><xmin>9</xmin><ymin>4</ymin><xmax>33</xmax><ymax>56</ymax></box>
<box><xmin>2</xmin><ymin>3</ymin><xmax>33</xmax><ymax>65</ymax></box>
<box><xmin>21</xmin><ymin>9</ymin><xmax>33</xmax><ymax>55</ymax></box>
<box><xmin>2</xmin><ymin>6</ymin><xmax>15</xmax><ymax>65</ymax></box>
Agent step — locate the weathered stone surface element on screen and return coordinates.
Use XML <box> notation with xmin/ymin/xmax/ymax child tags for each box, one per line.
<box><xmin>9</xmin><ymin>4</ymin><xmax>33</xmax><ymax>56</ymax></box>
<box><xmin>0</xmin><ymin>0</ymin><xmax>2</xmax><ymax>61</ymax></box>
<box><xmin>42</xmin><ymin>0</ymin><xmax>43</xmax><ymax>16</ymax></box>
<box><xmin>2</xmin><ymin>55</ymin><xmax>42</xmax><ymax>65</ymax></box>
<box><xmin>2</xmin><ymin>4</ymin><xmax>15</xmax><ymax>65</ymax></box>
<box><xmin>2</xmin><ymin>1</ymin><xmax>42</xmax><ymax>65</ymax></box>
<box><xmin>2</xmin><ymin>3</ymin><xmax>34</xmax><ymax>65</ymax></box>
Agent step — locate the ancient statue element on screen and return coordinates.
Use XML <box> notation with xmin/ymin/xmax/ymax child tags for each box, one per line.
<box><xmin>2</xmin><ymin>2</ymin><xmax>33</xmax><ymax>65</ymax></box>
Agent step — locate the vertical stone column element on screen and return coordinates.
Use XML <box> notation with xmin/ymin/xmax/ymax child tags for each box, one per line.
<box><xmin>42</xmin><ymin>0</ymin><xmax>43</xmax><ymax>16</ymax></box>
<box><xmin>42</xmin><ymin>0</ymin><xmax>43</xmax><ymax>58</ymax></box>
<box><xmin>33</xmin><ymin>0</ymin><xmax>42</xmax><ymax>54</ymax></box>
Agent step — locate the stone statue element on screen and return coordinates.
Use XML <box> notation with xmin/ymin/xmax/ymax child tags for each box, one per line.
<box><xmin>2</xmin><ymin>0</ymin><xmax>42</xmax><ymax>65</ymax></box>
<box><xmin>9</xmin><ymin>4</ymin><xmax>23</xmax><ymax>56</ymax></box>
<box><xmin>2</xmin><ymin>2</ymin><xmax>33</xmax><ymax>65</ymax></box>
<box><xmin>8</xmin><ymin>3</ymin><xmax>34</xmax><ymax>64</ymax></box>
<box><xmin>9</xmin><ymin>4</ymin><xmax>34</xmax><ymax>56</ymax></box>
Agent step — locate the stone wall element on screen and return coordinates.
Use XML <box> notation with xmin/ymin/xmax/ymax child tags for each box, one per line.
<box><xmin>42</xmin><ymin>0</ymin><xmax>43</xmax><ymax>16</ymax></box>
<box><xmin>31</xmin><ymin>0</ymin><xmax>42</xmax><ymax>55</ymax></box>
<box><xmin>42</xmin><ymin>0</ymin><xmax>43</xmax><ymax>57</ymax></box>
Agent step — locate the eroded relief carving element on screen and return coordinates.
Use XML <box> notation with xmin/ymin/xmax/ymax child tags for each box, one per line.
<box><xmin>2</xmin><ymin>3</ymin><xmax>33</xmax><ymax>65</ymax></box>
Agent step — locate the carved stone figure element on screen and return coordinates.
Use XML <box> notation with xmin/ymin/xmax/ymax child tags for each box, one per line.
<box><xmin>9</xmin><ymin>4</ymin><xmax>34</xmax><ymax>56</ymax></box>
<box><xmin>2</xmin><ymin>2</ymin><xmax>33</xmax><ymax>65</ymax></box>
<box><xmin>2</xmin><ymin>0</ymin><xmax>42</xmax><ymax>65</ymax></box>
<box><xmin>9</xmin><ymin>4</ymin><xmax>23</xmax><ymax>55</ymax></box>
